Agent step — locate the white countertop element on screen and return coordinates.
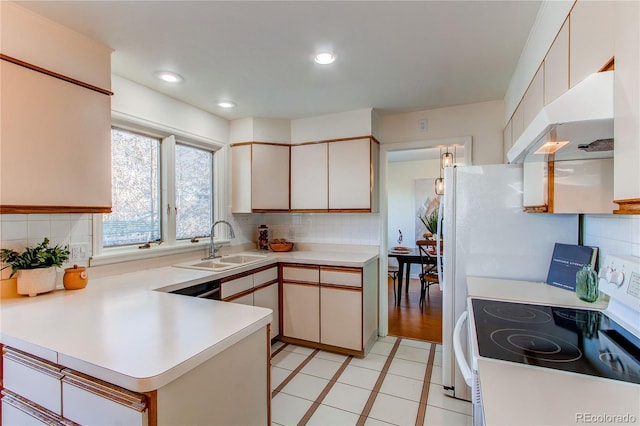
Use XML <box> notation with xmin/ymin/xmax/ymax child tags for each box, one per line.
<box><xmin>0</xmin><ymin>249</ymin><xmax>378</xmax><ymax>392</ymax></box>
<box><xmin>466</xmin><ymin>276</ymin><xmax>639</xmax><ymax>425</ymax></box>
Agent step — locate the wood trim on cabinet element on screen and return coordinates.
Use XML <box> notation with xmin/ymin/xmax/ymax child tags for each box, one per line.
<box><xmin>266</xmin><ymin>324</ymin><xmax>272</xmax><ymax>426</ymax></box>
<box><xmin>613</xmin><ymin>198</ymin><xmax>640</xmax><ymax>214</ymax></box>
<box><xmin>3</xmin><ymin>347</ymin><xmax>64</xmax><ymax>380</ymax></box>
<box><xmin>281</xmin><ymin>280</ymin><xmax>319</xmax><ymax>288</ymax></box>
<box><xmin>219</xmin><ymin>264</ymin><xmax>277</xmax><ymax>283</ymax></box>
<box><xmin>548</xmin><ymin>160</ymin><xmax>555</xmax><ymax>213</ymax></box>
<box><xmin>320</xmin><ymin>266</ymin><xmax>362</xmax><ymax>274</ymax></box>
<box><xmin>0</xmin><ymin>205</ymin><xmax>112</xmax><ymax>214</ymax></box>
<box><xmin>230</xmin><ymin>141</ymin><xmax>290</xmax><ymax>148</ymax></box>
<box><xmin>278</xmin><ymin>336</ymin><xmax>365</xmax><ymax>358</ymax></box>
<box><xmin>61</xmin><ymin>369</ymin><xmax>147</xmax><ymax>412</ymax></box>
<box><xmin>0</xmin><ymin>54</ymin><xmax>113</xmax><ymax>96</ymax></box>
<box><xmin>223</xmin><ymin>287</ymin><xmax>256</xmax><ymax>302</ymax></box>
<box><xmin>523</xmin><ymin>206</ymin><xmax>549</xmax><ymax>213</ymax></box>
<box><xmin>1</xmin><ymin>389</ymin><xmax>79</xmax><ymax>425</ymax></box>
<box><xmin>142</xmin><ymin>390</ymin><xmax>158</xmax><ymax>426</ymax></box>
<box><xmin>254</xmin><ymin>279</ymin><xmax>279</xmax><ymax>292</ymax></box>
<box><xmin>599</xmin><ymin>56</ymin><xmax>615</xmax><ymax>72</ymax></box>
<box><xmin>328</xmin><ymin>208</ymin><xmax>373</xmax><ymax>213</ymax></box>
<box><xmin>319</xmin><ymin>283</ymin><xmax>362</xmax><ymax>292</ymax></box>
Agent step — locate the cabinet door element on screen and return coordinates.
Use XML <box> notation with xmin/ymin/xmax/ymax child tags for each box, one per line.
<box><xmin>0</xmin><ymin>61</ymin><xmax>111</xmax><ymax>212</ymax></box>
<box><xmin>221</xmin><ymin>275</ymin><xmax>254</xmax><ymax>299</ymax></box>
<box><xmin>320</xmin><ymin>286</ymin><xmax>362</xmax><ymax>351</ymax></box>
<box><xmin>328</xmin><ymin>138</ymin><xmax>372</xmax><ymax>210</ymax></box>
<box><xmin>282</xmin><ymin>283</ymin><xmax>319</xmax><ymax>342</ymax></box>
<box><xmin>251</xmin><ymin>144</ymin><xmax>290</xmax><ymax>211</ymax></box>
<box><xmin>544</xmin><ymin>20</ymin><xmax>569</xmax><ymax>105</ymax></box>
<box><xmin>291</xmin><ymin>143</ymin><xmax>328</xmax><ymax>210</ymax></box>
<box><xmin>569</xmin><ymin>1</ymin><xmax>614</xmax><ymax>88</ymax></box>
<box><xmin>503</xmin><ymin>120</ymin><xmax>513</xmax><ymax>162</ymax></box>
<box><xmin>231</xmin><ymin>145</ymin><xmax>252</xmax><ymax>213</ymax></box>
<box><xmin>228</xmin><ymin>292</ymin><xmax>254</xmax><ymax>306</ymax></box>
<box><xmin>521</xmin><ymin>66</ymin><xmax>544</xmax><ymax>130</ymax></box>
<box><xmin>254</xmin><ymin>282</ymin><xmax>279</xmax><ymax>338</ymax></box>
<box><xmin>511</xmin><ymin>105</ymin><xmax>524</xmax><ymax>146</ymax></box>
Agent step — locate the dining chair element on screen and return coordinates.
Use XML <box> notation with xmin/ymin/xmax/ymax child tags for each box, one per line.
<box><xmin>388</xmin><ymin>257</ymin><xmax>400</xmax><ymax>300</ymax></box>
<box><xmin>416</xmin><ymin>239</ymin><xmax>441</xmax><ymax>311</ymax></box>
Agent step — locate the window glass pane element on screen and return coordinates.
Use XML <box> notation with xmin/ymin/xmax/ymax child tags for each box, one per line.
<box><xmin>175</xmin><ymin>144</ymin><xmax>213</xmax><ymax>239</ymax></box>
<box><xmin>104</xmin><ymin>128</ymin><xmax>161</xmax><ymax>247</ymax></box>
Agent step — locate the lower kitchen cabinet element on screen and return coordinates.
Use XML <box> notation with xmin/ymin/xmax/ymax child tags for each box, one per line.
<box><xmin>320</xmin><ymin>286</ymin><xmax>362</xmax><ymax>350</ymax></box>
<box><xmin>254</xmin><ymin>282</ymin><xmax>280</xmax><ymax>337</ymax></box>
<box><xmin>281</xmin><ymin>261</ymin><xmax>378</xmax><ymax>356</ymax></box>
<box><xmin>282</xmin><ymin>282</ymin><xmax>320</xmax><ymax>342</ymax></box>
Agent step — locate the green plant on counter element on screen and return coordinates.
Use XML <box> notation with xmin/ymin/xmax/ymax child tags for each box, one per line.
<box><xmin>0</xmin><ymin>238</ymin><xmax>70</xmax><ymax>277</ymax></box>
<box><xmin>419</xmin><ymin>210</ymin><xmax>441</xmax><ymax>235</ymax></box>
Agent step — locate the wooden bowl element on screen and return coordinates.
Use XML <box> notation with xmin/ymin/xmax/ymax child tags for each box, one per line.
<box><xmin>269</xmin><ymin>242</ymin><xmax>294</xmax><ymax>252</ymax></box>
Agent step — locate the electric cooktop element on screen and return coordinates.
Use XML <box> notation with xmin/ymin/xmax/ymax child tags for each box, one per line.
<box><xmin>471</xmin><ymin>298</ymin><xmax>640</xmax><ymax>384</ymax></box>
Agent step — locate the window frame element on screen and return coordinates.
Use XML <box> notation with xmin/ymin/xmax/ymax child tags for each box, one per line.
<box><xmin>91</xmin><ymin>116</ymin><xmax>226</xmax><ymax>266</ymax></box>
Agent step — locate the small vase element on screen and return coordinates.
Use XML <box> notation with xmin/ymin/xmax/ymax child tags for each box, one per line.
<box><xmin>16</xmin><ymin>268</ymin><xmax>57</xmax><ymax>297</ymax></box>
<box><xmin>576</xmin><ymin>264</ymin><xmax>599</xmax><ymax>303</ymax></box>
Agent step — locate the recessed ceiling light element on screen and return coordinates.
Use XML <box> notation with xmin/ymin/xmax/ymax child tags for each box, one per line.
<box><xmin>154</xmin><ymin>71</ymin><xmax>183</xmax><ymax>83</ymax></box>
<box><xmin>217</xmin><ymin>101</ymin><xmax>237</xmax><ymax>108</ymax></box>
<box><xmin>314</xmin><ymin>52</ymin><xmax>335</xmax><ymax>65</ymax></box>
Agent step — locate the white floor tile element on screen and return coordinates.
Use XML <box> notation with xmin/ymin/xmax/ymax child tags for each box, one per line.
<box><xmin>395</xmin><ymin>345</ymin><xmax>430</xmax><ymax>364</ymax></box>
<box><xmin>388</xmin><ymin>357</ymin><xmax>427</xmax><ymax>380</ymax></box>
<box><xmin>281</xmin><ymin>372</ymin><xmax>329</xmax><ymax>401</ymax></box>
<box><xmin>430</xmin><ymin>365</ymin><xmax>443</xmax><ymax>385</ymax></box>
<box><xmin>368</xmin><ymin>392</ymin><xmax>420</xmax><ymax>426</ymax></box>
<box><xmin>350</xmin><ymin>353</ymin><xmax>388</xmax><ymax>371</ymax></box>
<box><xmin>400</xmin><ymin>338</ymin><xmax>433</xmax><ymax>350</ymax></box>
<box><xmin>272</xmin><ymin>350</ymin><xmax>309</xmax><ymax>371</ymax></box>
<box><xmin>370</xmin><ymin>341</ymin><xmax>394</xmax><ymax>356</ymax></box>
<box><xmin>423</xmin><ymin>406</ymin><xmax>472</xmax><ymax>426</ymax></box>
<box><xmin>271</xmin><ymin>392</ymin><xmax>313</xmax><ymax>426</ymax></box>
<box><xmin>379</xmin><ymin>373</ymin><xmax>424</xmax><ymax>403</ymax></box>
<box><xmin>337</xmin><ymin>364</ymin><xmax>381</xmax><ymax>390</ymax></box>
<box><xmin>271</xmin><ymin>366</ymin><xmax>291</xmax><ymax>390</ymax></box>
<box><xmin>283</xmin><ymin>344</ymin><xmax>316</xmax><ymax>356</ymax></box>
<box><xmin>316</xmin><ymin>350</ymin><xmax>349</xmax><ymax>363</ymax></box>
<box><xmin>301</xmin><ymin>357</ymin><xmax>343</xmax><ymax>380</ymax></box>
<box><xmin>376</xmin><ymin>336</ymin><xmax>398</xmax><ymax>344</ymax></box>
<box><xmin>307</xmin><ymin>404</ymin><xmax>361</xmax><ymax>426</ymax></box>
<box><xmin>322</xmin><ymin>382</ymin><xmax>372</xmax><ymax>415</ymax></box>
<box><xmin>435</xmin><ymin>344</ymin><xmax>443</xmax><ymax>352</ymax></box>
<box><xmin>426</xmin><ymin>384</ymin><xmax>472</xmax><ymax>416</ymax></box>
<box><xmin>271</xmin><ymin>341</ymin><xmax>286</xmax><ymax>353</ymax></box>
<box><xmin>364</xmin><ymin>417</ymin><xmax>395</xmax><ymax>425</ymax></box>
<box><xmin>433</xmin><ymin>351</ymin><xmax>443</xmax><ymax>367</ymax></box>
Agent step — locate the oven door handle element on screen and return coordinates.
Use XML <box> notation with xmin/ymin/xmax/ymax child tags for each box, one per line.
<box><xmin>453</xmin><ymin>310</ymin><xmax>473</xmax><ymax>387</ymax></box>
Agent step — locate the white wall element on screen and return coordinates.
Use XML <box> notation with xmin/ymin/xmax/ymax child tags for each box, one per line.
<box><xmin>380</xmin><ymin>100</ymin><xmax>505</xmax><ymax>165</ymax></box>
<box><xmin>291</xmin><ymin>108</ymin><xmax>374</xmax><ymax>143</ymax></box>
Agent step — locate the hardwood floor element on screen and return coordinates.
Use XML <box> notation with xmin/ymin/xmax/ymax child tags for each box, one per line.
<box><xmin>387</xmin><ymin>276</ymin><xmax>443</xmax><ymax>343</ymax></box>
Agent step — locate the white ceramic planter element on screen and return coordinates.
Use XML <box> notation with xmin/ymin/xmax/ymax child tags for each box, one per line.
<box><xmin>16</xmin><ymin>268</ymin><xmax>57</xmax><ymax>297</ymax></box>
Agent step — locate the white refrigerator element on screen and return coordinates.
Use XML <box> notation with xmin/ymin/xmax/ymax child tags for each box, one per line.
<box><xmin>440</xmin><ymin>164</ymin><xmax>578</xmax><ymax>401</ymax></box>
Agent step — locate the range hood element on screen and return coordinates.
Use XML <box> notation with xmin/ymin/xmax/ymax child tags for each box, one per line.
<box><xmin>507</xmin><ymin>71</ymin><xmax>614</xmax><ymax>164</ymax></box>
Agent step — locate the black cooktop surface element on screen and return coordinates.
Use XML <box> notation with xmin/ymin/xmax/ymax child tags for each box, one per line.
<box><xmin>471</xmin><ymin>299</ymin><xmax>640</xmax><ymax>384</ymax></box>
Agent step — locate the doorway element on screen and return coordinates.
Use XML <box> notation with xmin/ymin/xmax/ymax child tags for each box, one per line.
<box><xmin>377</xmin><ymin>137</ymin><xmax>471</xmax><ymax>342</ymax></box>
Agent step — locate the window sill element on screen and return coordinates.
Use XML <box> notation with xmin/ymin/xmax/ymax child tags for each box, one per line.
<box><xmin>90</xmin><ymin>240</ymin><xmax>229</xmax><ymax>267</ymax></box>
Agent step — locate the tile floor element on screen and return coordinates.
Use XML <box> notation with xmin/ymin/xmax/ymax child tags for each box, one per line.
<box><xmin>271</xmin><ymin>336</ymin><xmax>472</xmax><ymax>426</ymax></box>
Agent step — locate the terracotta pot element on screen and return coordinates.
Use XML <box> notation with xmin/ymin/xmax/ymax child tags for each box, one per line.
<box><xmin>16</xmin><ymin>268</ymin><xmax>57</xmax><ymax>297</ymax></box>
<box><xmin>63</xmin><ymin>264</ymin><xmax>88</xmax><ymax>290</ymax></box>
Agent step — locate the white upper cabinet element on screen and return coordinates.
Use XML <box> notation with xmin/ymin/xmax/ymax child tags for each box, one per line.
<box><xmin>613</xmin><ymin>0</ymin><xmax>640</xmax><ymax>214</ymax></box>
<box><xmin>544</xmin><ymin>20</ymin><xmax>569</xmax><ymax>105</ymax></box>
<box><xmin>231</xmin><ymin>143</ymin><xmax>290</xmax><ymax>213</ymax></box>
<box><xmin>569</xmin><ymin>0</ymin><xmax>614</xmax><ymax>88</ymax></box>
<box><xmin>291</xmin><ymin>143</ymin><xmax>328</xmax><ymax>211</ymax></box>
<box><xmin>328</xmin><ymin>138</ymin><xmax>378</xmax><ymax>212</ymax></box>
<box><xmin>521</xmin><ymin>66</ymin><xmax>544</xmax><ymax>130</ymax></box>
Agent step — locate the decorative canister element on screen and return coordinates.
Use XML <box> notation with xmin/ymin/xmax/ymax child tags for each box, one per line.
<box><xmin>258</xmin><ymin>225</ymin><xmax>269</xmax><ymax>250</ymax></box>
<box><xmin>63</xmin><ymin>264</ymin><xmax>89</xmax><ymax>290</ymax></box>
<box><xmin>576</xmin><ymin>263</ymin><xmax>598</xmax><ymax>302</ymax></box>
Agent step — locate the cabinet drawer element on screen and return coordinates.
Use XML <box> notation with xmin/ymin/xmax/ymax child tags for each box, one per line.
<box><xmin>320</xmin><ymin>267</ymin><xmax>362</xmax><ymax>288</ymax></box>
<box><xmin>282</xmin><ymin>265</ymin><xmax>319</xmax><ymax>283</ymax></box>
<box><xmin>1</xmin><ymin>390</ymin><xmax>76</xmax><ymax>426</ymax></box>
<box><xmin>61</xmin><ymin>370</ymin><xmax>146</xmax><ymax>425</ymax></box>
<box><xmin>253</xmin><ymin>266</ymin><xmax>278</xmax><ymax>287</ymax></box>
<box><xmin>228</xmin><ymin>292</ymin><xmax>254</xmax><ymax>306</ymax></box>
<box><xmin>221</xmin><ymin>275</ymin><xmax>254</xmax><ymax>299</ymax></box>
<box><xmin>2</xmin><ymin>347</ymin><xmax>63</xmax><ymax>415</ymax></box>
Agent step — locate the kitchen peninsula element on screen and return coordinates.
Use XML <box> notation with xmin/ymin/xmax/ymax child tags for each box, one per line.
<box><xmin>0</xmin><ymin>249</ymin><xmax>379</xmax><ymax>424</ymax></box>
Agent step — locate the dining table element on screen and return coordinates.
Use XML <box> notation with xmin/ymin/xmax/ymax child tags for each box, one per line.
<box><xmin>388</xmin><ymin>243</ymin><xmax>440</xmax><ymax>306</ymax></box>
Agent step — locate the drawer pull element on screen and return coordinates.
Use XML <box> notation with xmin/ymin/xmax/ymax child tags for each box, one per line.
<box><xmin>62</xmin><ymin>369</ymin><xmax>147</xmax><ymax>412</ymax></box>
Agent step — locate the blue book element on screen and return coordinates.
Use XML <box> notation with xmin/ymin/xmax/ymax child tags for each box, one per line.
<box><xmin>546</xmin><ymin>243</ymin><xmax>598</xmax><ymax>291</ymax></box>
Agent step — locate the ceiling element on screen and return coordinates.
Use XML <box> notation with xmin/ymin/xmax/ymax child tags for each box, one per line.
<box><xmin>16</xmin><ymin>1</ymin><xmax>541</xmax><ymax>121</ymax></box>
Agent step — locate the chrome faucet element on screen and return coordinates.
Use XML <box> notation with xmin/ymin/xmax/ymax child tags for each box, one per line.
<box><xmin>204</xmin><ymin>220</ymin><xmax>236</xmax><ymax>259</ymax></box>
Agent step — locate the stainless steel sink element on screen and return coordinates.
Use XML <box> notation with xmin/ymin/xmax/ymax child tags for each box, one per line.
<box><xmin>173</xmin><ymin>253</ymin><xmax>269</xmax><ymax>272</ymax></box>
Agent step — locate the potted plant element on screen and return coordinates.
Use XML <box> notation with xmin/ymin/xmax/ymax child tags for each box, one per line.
<box><xmin>420</xmin><ymin>210</ymin><xmax>441</xmax><ymax>238</ymax></box>
<box><xmin>0</xmin><ymin>238</ymin><xmax>70</xmax><ymax>297</ymax></box>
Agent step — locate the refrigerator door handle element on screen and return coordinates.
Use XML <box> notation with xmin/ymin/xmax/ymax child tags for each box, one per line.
<box><xmin>453</xmin><ymin>311</ymin><xmax>473</xmax><ymax>387</ymax></box>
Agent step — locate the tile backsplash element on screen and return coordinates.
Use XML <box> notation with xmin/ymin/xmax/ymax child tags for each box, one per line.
<box><xmin>583</xmin><ymin>214</ymin><xmax>640</xmax><ymax>263</ymax></box>
<box><xmin>0</xmin><ymin>214</ymin><xmax>92</xmax><ymax>280</ymax></box>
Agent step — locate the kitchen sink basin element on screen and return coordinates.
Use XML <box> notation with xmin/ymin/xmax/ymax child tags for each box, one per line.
<box><xmin>173</xmin><ymin>253</ymin><xmax>269</xmax><ymax>272</ymax></box>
